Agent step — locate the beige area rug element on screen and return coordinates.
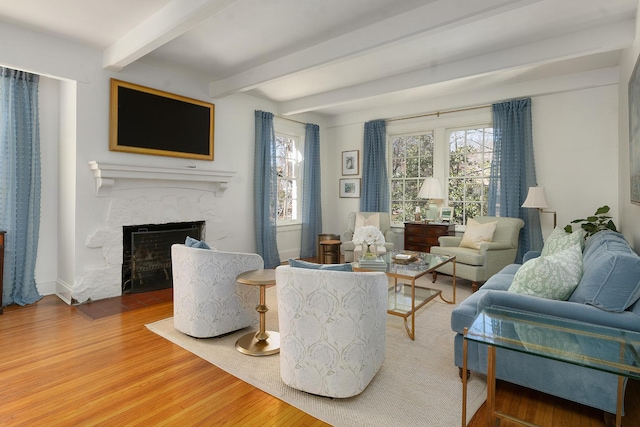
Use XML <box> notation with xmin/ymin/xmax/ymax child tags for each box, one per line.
<box><xmin>146</xmin><ymin>276</ymin><xmax>487</xmax><ymax>426</ymax></box>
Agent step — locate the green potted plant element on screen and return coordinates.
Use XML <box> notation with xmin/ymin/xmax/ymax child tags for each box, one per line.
<box><xmin>564</xmin><ymin>205</ymin><xmax>617</xmax><ymax>237</ymax></box>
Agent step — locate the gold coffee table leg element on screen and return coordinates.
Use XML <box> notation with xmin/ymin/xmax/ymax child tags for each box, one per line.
<box><xmin>439</xmin><ymin>257</ymin><xmax>456</xmax><ymax>304</ymax></box>
<box><xmin>235</xmin><ymin>283</ymin><xmax>280</xmax><ymax>356</ymax></box>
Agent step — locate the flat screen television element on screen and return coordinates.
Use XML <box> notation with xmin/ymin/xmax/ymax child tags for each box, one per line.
<box><xmin>109</xmin><ymin>79</ymin><xmax>214</xmax><ymax>160</ymax></box>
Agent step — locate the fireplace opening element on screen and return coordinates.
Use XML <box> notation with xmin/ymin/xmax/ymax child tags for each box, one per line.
<box><xmin>122</xmin><ymin>221</ymin><xmax>205</xmax><ymax>294</ymax></box>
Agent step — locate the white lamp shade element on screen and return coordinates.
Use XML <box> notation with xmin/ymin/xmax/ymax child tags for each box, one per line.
<box><xmin>418</xmin><ymin>177</ymin><xmax>444</xmax><ymax>200</ymax></box>
<box><xmin>522</xmin><ymin>186</ymin><xmax>550</xmax><ymax>208</ymax></box>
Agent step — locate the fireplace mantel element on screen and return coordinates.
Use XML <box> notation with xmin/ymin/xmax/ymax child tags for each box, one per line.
<box><xmin>88</xmin><ymin>161</ymin><xmax>235</xmax><ymax>197</ymax></box>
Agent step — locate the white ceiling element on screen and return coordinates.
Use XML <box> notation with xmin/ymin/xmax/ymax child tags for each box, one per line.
<box><xmin>0</xmin><ymin>0</ymin><xmax>637</xmax><ymax>118</ymax></box>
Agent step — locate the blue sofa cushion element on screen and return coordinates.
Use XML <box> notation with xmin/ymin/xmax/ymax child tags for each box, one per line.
<box><xmin>569</xmin><ymin>238</ymin><xmax>640</xmax><ymax>312</ymax></box>
<box><xmin>583</xmin><ymin>230</ymin><xmax>634</xmax><ymax>265</ymax></box>
<box><xmin>288</xmin><ymin>258</ymin><xmax>354</xmax><ymax>272</ymax></box>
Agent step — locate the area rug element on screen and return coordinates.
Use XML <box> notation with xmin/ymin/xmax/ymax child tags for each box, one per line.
<box><xmin>146</xmin><ymin>276</ymin><xmax>486</xmax><ymax>426</ymax></box>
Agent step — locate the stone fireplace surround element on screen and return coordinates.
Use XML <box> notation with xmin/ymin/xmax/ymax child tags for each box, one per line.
<box><xmin>72</xmin><ymin>162</ymin><xmax>235</xmax><ymax>304</ymax></box>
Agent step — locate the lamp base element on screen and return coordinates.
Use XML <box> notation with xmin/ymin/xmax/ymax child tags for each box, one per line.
<box><xmin>425</xmin><ymin>203</ymin><xmax>438</xmax><ymax>221</ymax></box>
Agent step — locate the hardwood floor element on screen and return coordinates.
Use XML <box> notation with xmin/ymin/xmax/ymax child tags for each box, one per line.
<box><xmin>1</xmin><ymin>295</ymin><xmax>638</xmax><ymax>426</ymax></box>
<box><xmin>0</xmin><ymin>296</ymin><xmax>326</xmax><ymax>426</ymax></box>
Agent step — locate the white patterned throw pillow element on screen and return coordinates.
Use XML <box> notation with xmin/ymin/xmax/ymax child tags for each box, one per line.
<box><xmin>509</xmin><ymin>243</ymin><xmax>583</xmax><ymax>300</ymax></box>
<box><xmin>541</xmin><ymin>227</ymin><xmax>585</xmax><ymax>257</ymax></box>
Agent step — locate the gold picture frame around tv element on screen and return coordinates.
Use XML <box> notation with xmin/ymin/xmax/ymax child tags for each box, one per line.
<box><xmin>110</xmin><ymin>79</ymin><xmax>214</xmax><ymax>160</ymax></box>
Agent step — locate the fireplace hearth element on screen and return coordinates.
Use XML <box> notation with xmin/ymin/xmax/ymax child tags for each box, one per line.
<box><xmin>122</xmin><ymin>221</ymin><xmax>205</xmax><ymax>294</ymax></box>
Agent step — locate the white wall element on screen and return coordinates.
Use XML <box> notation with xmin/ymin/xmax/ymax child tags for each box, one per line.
<box><xmin>323</xmin><ymin>85</ymin><xmax>619</xmax><ymax>245</ymax></box>
<box><xmin>532</xmin><ymin>86</ymin><xmax>619</xmax><ymax>237</ymax></box>
<box><xmin>324</xmin><ymin>122</ymin><xmax>363</xmax><ymax>241</ymax></box>
<box><xmin>618</xmin><ymin>0</ymin><xmax>640</xmax><ymax>249</ymax></box>
<box><xmin>0</xmin><ymin>21</ymin><xmax>325</xmax><ymax>302</ymax></box>
<box><xmin>35</xmin><ymin>76</ymin><xmax>59</xmax><ymax>296</ymax></box>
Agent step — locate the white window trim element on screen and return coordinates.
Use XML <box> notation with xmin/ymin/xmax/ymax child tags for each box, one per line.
<box><xmin>386</xmin><ymin>110</ymin><xmax>492</xmax><ymax>228</ymax></box>
<box><xmin>388</xmin><ymin>130</ymin><xmax>435</xmax><ymax>226</ymax></box>
<box><xmin>445</xmin><ymin>124</ymin><xmax>493</xmax><ymax>226</ymax></box>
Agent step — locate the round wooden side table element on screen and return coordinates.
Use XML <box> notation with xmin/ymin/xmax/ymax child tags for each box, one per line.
<box><xmin>235</xmin><ymin>269</ymin><xmax>280</xmax><ymax>356</ymax></box>
<box><xmin>319</xmin><ymin>239</ymin><xmax>341</xmax><ymax>264</ymax></box>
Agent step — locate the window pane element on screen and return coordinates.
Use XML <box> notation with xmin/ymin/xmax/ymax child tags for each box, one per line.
<box><xmin>406</xmin><ymin>179</ymin><xmax>419</xmax><ymax>200</ymax></box>
<box><xmin>390</xmin><ymin>132</ymin><xmax>434</xmax><ymax>224</ymax></box>
<box><xmin>275</xmin><ymin>133</ymin><xmax>300</xmax><ymax>222</ymax></box>
<box><xmin>392</xmin><ymin>156</ymin><xmax>406</xmax><ymax>178</ymax></box>
<box><xmin>406</xmin><ymin>157</ymin><xmax>419</xmax><ymax>178</ymax></box>
<box><xmin>405</xmin><ymin>137</ymin><xmax>419</xmax><ymax>157</ymax></box>
<box><xmin>391</xmin><ymin>179</ymin><xmax>404</xmax><ymax>200</ymax></box>
<box><xmin>447</xmin><ymin>127</ymin><xmax>493</xmax><ymax>225</ymax></box>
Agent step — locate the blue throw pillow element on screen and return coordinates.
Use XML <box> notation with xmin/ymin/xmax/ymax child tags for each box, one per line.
<box><xmin>185</xmin><ymin>236</ymin><xmax>211</xmax><ymax>250</ymax></box>
<box><xmin>288</xmin><ymin>258</ymin><xmax>353</xmax><ymax>272</ymax></box>
<box><xmin>583</xmin><ymin>231</ymin><xmax>631</xmax><ymax>265</ymax></box>
<box><xmin>569</xmin><ymin>250</ymin><xmax>640</xmax><ymax>312</ymax></box>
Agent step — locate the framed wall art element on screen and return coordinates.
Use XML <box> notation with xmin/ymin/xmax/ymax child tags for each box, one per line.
<box><xmin>339</xmin><ymin>178</ymin><xmax>361</xmax><ymax>198</ymax></box>
<box><xmin>440</xmin><ymin>206</ymin><xmax>453</xmax><ymax>222</ymax></box>
<box><xmin>342</xmin><ymin>150</ymin><xmax>359</xmax><ymax>175</ymax></box>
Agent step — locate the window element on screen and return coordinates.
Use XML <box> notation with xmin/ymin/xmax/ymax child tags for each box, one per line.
<box><xmin>275</xmin><ymin>133</ymin><xmax>302</xmax><ymax>224</ymax></box>
<box><xmin>447</xmin><ymin>127</ymin><xmax>493</xmax><ymax>225</ymax></box>
<box><xmin>390</xmin><ymin>132</ymin><xmax>434</xmax><ymax>224</ymax></box>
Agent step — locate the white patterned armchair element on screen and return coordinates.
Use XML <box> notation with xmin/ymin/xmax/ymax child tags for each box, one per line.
<box><xmin>171</xmin><ymin>244</ymin><xmax>263</xmax><ymax>338</ymax></box>
<box><xmin>275</xmin><ymin>265</ymin><xmax>388</xmax><ymax>398</ymax></box>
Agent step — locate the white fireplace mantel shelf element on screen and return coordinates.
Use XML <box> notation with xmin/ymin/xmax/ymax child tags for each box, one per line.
<box><xmin>88</xmin><ymin>161</ymin><xmax>235</xmax><ymax>197</ymax></box>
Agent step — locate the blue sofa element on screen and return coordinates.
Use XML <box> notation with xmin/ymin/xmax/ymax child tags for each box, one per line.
<box><xmin>451</xmin><ymin>230</ymin><xmax>640</xmax><ymax>414</ymax></box>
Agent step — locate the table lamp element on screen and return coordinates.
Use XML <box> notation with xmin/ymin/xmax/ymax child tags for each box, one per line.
<box><xmin>522</xmin><ymin>186</ymin><xmax>557</xmax><ymax>228</ymax></box>
<box><xmin>418</xmin><ymin>177</ymin><xmax>444</xmax><ymax>221</ymax></box>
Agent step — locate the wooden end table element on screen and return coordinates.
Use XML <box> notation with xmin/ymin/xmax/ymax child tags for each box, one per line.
<box><xmin>319</xmin><ymin>239</ymin><xmax>341</xmax><ymax>264</ymax></box>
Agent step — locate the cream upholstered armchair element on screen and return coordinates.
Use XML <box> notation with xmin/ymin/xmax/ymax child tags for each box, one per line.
<box><xmin>342</xmin><ymin>212</ymin><xmax>395</xmax><ymax>262</ymax></box>
<box><xmin>430</xmin><ymin>216</ymin><xmax>524</xmax><ymax>292</ymax></box>
<box><xmin>171</xmin><ymin>244</ymin><xmax>263</xmax><ymax>338</ymax></box>
<box><xmin>276</xmin><ymin>265</ymin><xmax>388</xmax><ymax>398</ymax></box>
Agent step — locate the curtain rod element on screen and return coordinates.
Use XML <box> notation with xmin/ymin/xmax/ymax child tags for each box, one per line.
<box><xmin>274</xmin><ymin>103</ymin><xmax>491</xmax><ymax>126</ymax></box>
<box><xmin>385</xmin><ymin>104</ymin><xmax>491</xmax><ymax>123</ymax></box>
<box><xmin>275</xmin><ymin>114</ymin><xmax>306</xmax><ymax>125</ymax></box>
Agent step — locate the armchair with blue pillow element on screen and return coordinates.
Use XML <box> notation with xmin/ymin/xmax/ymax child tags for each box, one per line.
<box><xmin>451</xmin><ymin>229</ymin><xmax>640</xmax><ymax>416</ymax></box>
<box><xmin>172</xmin><ymin>237</ymin><xmax>263</xmax><ymax>338</ymax></box>
<box><xmin>276</xmin><ymin>263</ymin><xmax>387</xmax><ymax>397</ymax></box>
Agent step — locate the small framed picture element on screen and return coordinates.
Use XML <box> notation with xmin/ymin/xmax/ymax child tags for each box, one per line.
<box><xmin>339</xmin><ymin>178</ymin><xmax>361</xmax><ymax>198</ymax></box>
<box><xmin>440</xmin><ymin>206</ymin><xmax>453</xmax><ymax>222</ymax></box>
<box><xmin>342</xmin><ymin>150</ymin><xmax>359</xmax><ymax>175</ymax></box>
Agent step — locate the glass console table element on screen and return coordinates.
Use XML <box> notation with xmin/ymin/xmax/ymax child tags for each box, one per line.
<box><xmin>462</xmin><ymin>308</ymin><xmax>640</xmax><ymax>427</ymax></box>
<box><xmin>354</xmin><ymin>250</ymin><xmax>456</xmax><ymax>340</ymax></box>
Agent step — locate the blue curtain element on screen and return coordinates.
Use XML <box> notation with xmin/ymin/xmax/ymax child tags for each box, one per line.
<box><xmin>488</xmin><ymin>98</ymin><xmax>543</xmax><ymax>262</ymax></box>
<box><xmin>0</xmin><ymin>68</ymin><xmax>42</xmax><ymax>306</ymax></box>
<box><xmin>360</xmin><ymin>119</ymin><xmax>389</xmax><ymax>212</ymax></box>
<box><xmin>254</xmin><ymin>111</ymin><xmax>281</xmax><ymax>268</ymax></box>
<box><xmin>300</xmin><ymin>123</ymin><xmax>322</xmax><ymax>259</ymax></box>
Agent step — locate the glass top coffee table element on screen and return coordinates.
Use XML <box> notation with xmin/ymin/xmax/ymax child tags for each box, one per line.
<box><xmin>462</xmin><ymin>307</ymin><xmax>640</xmax><ymax>427</ymax></box>
<box><xmin>353</xmin><ymin>250</ymin><xmax>456</xmax><ymax>340</ymax></box>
